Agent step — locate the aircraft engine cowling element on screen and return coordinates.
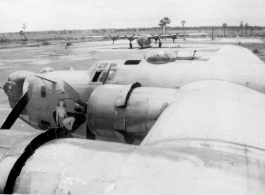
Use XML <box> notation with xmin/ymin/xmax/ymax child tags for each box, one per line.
<box><xmin>87</xmin><ymin>83</ymin><xmax>178</xmax><ymax>142</ymax></box>
<box><xmin>3</xmin><ymin>71</ymin><xmax>33</xmax><ymax>108</ymax></box>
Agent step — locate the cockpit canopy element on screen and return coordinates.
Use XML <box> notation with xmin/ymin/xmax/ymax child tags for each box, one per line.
<box><xmin>144</xmin><ymin>50</ymin><xmax>177</xmax><ymax>64</ymax></box>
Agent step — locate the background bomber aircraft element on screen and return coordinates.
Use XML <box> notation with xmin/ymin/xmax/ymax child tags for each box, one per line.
<box><xmin>1</xmin><ymin>45</ymin><xmax>265</xmax><ymax>194</ymax></box>
<box><xmin>86</xmin><ymin>31</ymin><xmax>208</xmax><ymax>48</ymax></box>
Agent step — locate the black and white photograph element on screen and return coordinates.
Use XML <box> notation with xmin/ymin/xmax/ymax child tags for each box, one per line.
<box><xmin>0</xmin><ymin>0</ymin><xmax>265</xmax><ymax>194</ymax></box>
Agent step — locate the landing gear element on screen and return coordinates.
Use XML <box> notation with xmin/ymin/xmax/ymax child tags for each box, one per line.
<box><xmin>159</xmin><ymin>42</ymin><xmax>162</xmax><ymax>48</ymax></box>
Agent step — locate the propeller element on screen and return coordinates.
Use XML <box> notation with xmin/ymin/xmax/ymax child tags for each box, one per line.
<box><xmin>108</xmin><ymin>34</ymin><xmax>120</xmax><ymax>45</ymax></box>
<box><xmin>150</xmin><ymin>34</ymin><xmax>162</xmax><ymax>44</ymax></box>
<box><xmin>0</xmin><ymin>88</ymin><xmax>32</xmax><ymax>129</ymax></box>
<box><xmin>59</xmin><ymin>80</ymin><xmax>87</xmax><ymax>109</ymax></box>
<box><xmin>124</xmin><ymin>34</ymin><xmax>136</xmax><ymax>48</ymax></box>
<box><xmin>168</xmin><ymin>33</ymin><xmax>179</xmax><ymax>43</ymax></box>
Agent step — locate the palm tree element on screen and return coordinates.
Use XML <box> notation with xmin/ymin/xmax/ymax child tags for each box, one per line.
<box><xmin>158</xmin><ymin>17</ymin><xmax>171</xmax><ymax>34</ymax></box>
<box><xmin>240</xmin><ymin>21</ymin><xmax>243</xmax><ymax>36</ymax></box>
<box><xmin>222</xmin><ymin>23</ymin><xmax>227</xmax><ymax>37</ymax></box>
<box><xmin>181</xmin><ymin>21</ymin><xmax>186</xmax><ymax>33</ymax></box>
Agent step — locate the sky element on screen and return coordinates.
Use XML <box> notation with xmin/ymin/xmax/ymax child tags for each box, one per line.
<box><xmin>1</xmin><ymin>0</ymin><xmax>265</xmax><ymax>33</ymax></box>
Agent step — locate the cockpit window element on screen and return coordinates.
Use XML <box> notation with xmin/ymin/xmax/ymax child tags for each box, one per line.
<box><xmin>92</xmin><ymin>71</ymin><xmax>102</xmax><ymax>82</ymax></box>
<box><xmin>91</xmin><ymin>70</ymin><xmax>117</xmax><ymax>83</ymax></box>
<box><xmin>41</xmin><ymin>86</ymin><xmax>46</xmax><ymax>98</ymax></box>
<box><xmin>97</xmin><ymin>63</ymin><xmax>109</xmax><ymax>69</ymax></box>
<box><xmin>110</xmin><ymin>63</ymin><xmax>117</xmax><ymax>67</ymax></box>
<box><xmin>98</xmin><ymin>70</ymin><xmax>117</xmax><ymax>83</ymax></box>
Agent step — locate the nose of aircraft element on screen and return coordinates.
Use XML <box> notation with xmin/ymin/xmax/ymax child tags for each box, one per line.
<box><xmin>3</xmin><ymin>71</ymin><xmax>33</xmax><ymax>107</ymax></box>
<box><xmin>137</xmin><ymin>36</ymin><xmax>145</xmax><ymax>47</ymax></box>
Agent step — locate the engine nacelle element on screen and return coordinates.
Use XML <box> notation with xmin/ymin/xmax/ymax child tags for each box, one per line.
<box><xmin>87</xmin><ymin>83</ymin><xmax>178</xmax><ymax>142</ymax></box>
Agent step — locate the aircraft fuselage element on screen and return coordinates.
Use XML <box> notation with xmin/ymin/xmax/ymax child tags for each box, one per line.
<box><xmin>3</xmin><ymin>46</ymin><xmax>265</xmax><ymax>143</ymax></box>
<box><xmin>136</xmin><ymin>34</ymin><xmax>152</xmax><ymax>47</ymax></box>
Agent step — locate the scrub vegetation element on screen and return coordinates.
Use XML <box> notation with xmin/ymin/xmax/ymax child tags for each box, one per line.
<box><xmin>0</xmin><ymin>26</ymin><xmax>265</xmax><ymax>63</ymax></box>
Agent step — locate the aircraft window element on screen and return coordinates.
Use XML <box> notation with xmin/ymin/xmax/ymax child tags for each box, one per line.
<box><xmin>110</xmin><ymin>63</ymin><xmax>117</xmax><ymax>67</ymax></box>
<box><xmin>92</xmin><ymin>71</ymin><xmax>102</xmax><ymax>82</ymax></box>
<box><xmin>124</xmin><ymin>60</ymin><xmax>141</xmax><ymax>65</ymax></box>
<box><xmin>98</xmin><ymin>70</ymin><xmax>117</xmax><ymax>83</ymax></box>
<box><xmin>90</xmin><ymin>69</ymin><xmax>95</xmax><ymax>77</ymax></box>
<box><xmin>41</xmin><ymin>86</ymin><xmax>46</xmax><ymax>97</ymax></box>
<box><xmin>97</xmin><ymin>63</ymin><xmax>109</xmax><ymax>69</ymax></box>
<box><xmin>40</xmin><ymin>120</ymin><xmax>51</xmax><ymax>129</ymax></box>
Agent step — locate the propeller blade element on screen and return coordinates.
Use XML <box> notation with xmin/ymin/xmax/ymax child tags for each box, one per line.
<box><xmin>59</xmin><ymin>80</ymin><xmax>87</xmax><ymax>109</ymax></box>
<box><xmin>1</xmin><ymin>88</ymin><xmax>31</xmax><ymax>129</ymax></box>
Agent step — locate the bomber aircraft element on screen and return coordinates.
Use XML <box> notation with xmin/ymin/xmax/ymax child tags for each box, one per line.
<box><xmin>1</xmin><ymin>45</ymin><xmax>265</xmax><ymax>194</ymax></box>
<box><xmin>86</xmin><ymin>32</ymin><xmax>208</xmax><ymax>48</ymax></box>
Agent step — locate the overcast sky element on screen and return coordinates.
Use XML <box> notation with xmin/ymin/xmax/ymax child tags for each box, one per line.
<box><xmin>1</xmin><ymin>0</ymin><xmax>265</xmax><ymax>32</ymax></box>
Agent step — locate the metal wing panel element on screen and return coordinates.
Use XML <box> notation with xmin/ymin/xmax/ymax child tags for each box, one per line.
<box><xmin>141</xmin><ymin>80</ymin><xmax>265</xmax><ymax>150</ymax></box>
<box><xmin>208</xmin><ymin>45</ymin><xmax>264</xmax><ymax>65</ymax></box>
<box><xmin>11</xmin><ymin>137</ymin><xmax>265</xmax><ymax>194</ymax></box>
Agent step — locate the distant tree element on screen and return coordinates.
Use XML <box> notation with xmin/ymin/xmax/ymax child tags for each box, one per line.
<box><xmin>181</xmin><ymin>20</ymin><xmax>186</xmax><ymax>33</ymax></box>
<box><xmin>158</xmin><ymin>17</ymin><xmax>171</xmax><ymax>34</ymax></box>
<box><xmin>245</xmin><ymin>23</ymin><xmax>249</xmax><ymax>36</ymax></box>
<box><xmin>20</xmin><ymin>23</ymin><xmax>28</xmax><ymax>41</ymax></box>
<box><xmin>19</xmin><ymin>30</ymin><xmax>27</xmax><ymax>41</ymax></box>
<box><xmin>240</xmin><ymin>21</ymin><xmax>243</xmax><ymax>36</ymax></box>
<box><xmin>222</xmin><ymin>23</ymin><xmax>227</xmax><ymax>37</ymax></box>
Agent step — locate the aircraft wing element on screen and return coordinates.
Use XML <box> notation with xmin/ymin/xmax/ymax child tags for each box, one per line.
<box><xmin>157</xmin><ymin>32</ymin><xmax>208</xmax><ymax>39</ymax></box>
<box><xmin>1</xmin><ymin>80</ymin><xmax>265</xmax><ymax>194</ymax></box>
<box><xmin>178</xmin><ymin>32</ymin><xmax>208</xmax><ymax>36</ymax></box>
<box><xmin>208</xmin><ymin>44</ymin><xmax>264</xmax><ymax>65</ymax></box>
<box><xmin>85</xmin><ymin>35</ymin><xmax>140</xmax><ymax>39</ymax></box>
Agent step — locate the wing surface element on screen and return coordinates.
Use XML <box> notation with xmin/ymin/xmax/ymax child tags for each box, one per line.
<box><xmin>208</xmin><ymin>45</ymin><xmax>264</xmax><ymax>65</ymax></box>
<box><xmin>158</xmin><ymin>32</ymin><xmax>208</xmax><ymax>38</ymax></box>
<box><xmin>142</xmin><ymin>80</ymin><xmax>265</xmax><ymax>148</ymax></box>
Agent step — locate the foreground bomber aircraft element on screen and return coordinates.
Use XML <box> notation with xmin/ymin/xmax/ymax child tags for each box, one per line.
<box><xmin>2</xmin><ymin>45</ymin><xmax>265</xmax><ymax>145</ymax></box>
<box><xmin>86</xmin><ymin>32</ymin><xmax>208</xmax><ymax>48</ymax></box>
<box><xmin>2</xmin><ymin>45</ymin><xmax>265</xmax><ymax>194</ymax></box>
<box><xmin>2</xmin><ymin>67</ymin><xmax>265</xmax><ymax>193</ymax></box>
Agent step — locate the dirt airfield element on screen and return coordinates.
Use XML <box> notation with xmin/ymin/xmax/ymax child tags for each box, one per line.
<box><xmin>0</xmin><ymin>37</ymin><xmax>265</xmax><ymax>133</ymax></box>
